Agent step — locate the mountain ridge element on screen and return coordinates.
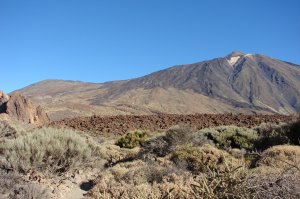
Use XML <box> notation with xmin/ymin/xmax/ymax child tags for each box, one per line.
<box><xmin>16</xmin><ymin>52</ymin><xmax>300</xmax><ymax>120</ymax></box>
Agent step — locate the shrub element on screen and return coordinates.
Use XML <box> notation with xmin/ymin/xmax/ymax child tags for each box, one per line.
<box><xmin>171</xmin><ymin>144</ymin><xmax>242</xmax><ymax>173</ymax></box>
<box><xmin>2</xmin><ymin>127</ymin><xmax>100</xmax><ymax>175</ymax></box>
<box><xmin>88</xmin><ymin>155</ymin><xmax>250</xmax><ymax>199</ymax></box>
<box><xmin>191</xmin><ymin>164</ymin><xmax>250</xmax><ymax>198</ymax></box>
<box><xmin>164</xmin><ymin>125</ymin><xmax>193</xmax><ymax>146</ymax></box>
<box><xmin>0</xmin><ymin>121</ymin><xmax>19</xmax><ymax>140</ymax></box>
<box><xmin>0</xmin><ymin>120</ymin><xmax>33</xmax><ymax>141</ymax></box>
<box><xmin>140</xmin><ymin>126</ymin><xmax>213</xmax><ymax>159</ymax></box>
<box><xmin>247</xmin><ymin>164</ymin><xmax>300</xmax><ymax>198</ymax></box>
<box><xmin>140</xmin><ymin>135</ymin><xmax>169</xmax><ymax>157</ymax></box>
<box><xmin>122</xmin><ymin>163</ymin><xmax>183</xmax><ymax>185</ymax></box>
<box><xmin>254</xmin><ymin>120</ymin><xmax>300</xmax><ymax>150</ymax></box>
<box><xmin>257</xmin><ymin>145</ymin><xmax>300</xmax><ymax>169</ymax></box>
<box><xmin>115</xmin><ymin>130</ymin><xmax>148</xmax><ymax>149</ymax></box>
<box><xmin>190</xmin><ymin>131</ymin><xmax>214</xmax><ymax>147</ymax></box>
<box><xmin>0</xmin><ymin>169</ymin><xmax>49</xmax><ymax>199</ymax></box>
<box><xmin>201</xmin><ymin>126</ymin><xmax>258</xmax><ymax>150</ymax></box>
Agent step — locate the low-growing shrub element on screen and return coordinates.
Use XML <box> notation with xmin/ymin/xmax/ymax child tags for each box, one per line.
<box><xmin>0</xmin><ymin>169</ymin><xmax>49</xmax><ymax>199</ymax></box>
<box><xmin>122</xmin><ymin>163</ymin><xmax>183</xmax><ymax>185</ymax></box>
<box><xmin>171</xmin><ymin>144</ymin><xmax>242</xmax><ymax>173</ymax></box>
<box><xmin>2</xmin><ymin>127</ymin><xmax>100</xmax><ymax>175</ymax></box>
<box><xmin>201</xmin><ymin>126</ymin><xmax>258</xmax><ymax>150</ymax></box>
<box><xmin>0</xmin><ymin>121</ymin><xmax>18</xmax><ymax>140</ymax></box>
<box><xmin>190</xmin><ymin>131</ymin><xmax>214</xmax><ymax>147</ymax></box>
<box><xmin>140</xmin><ymin>125</ymin><xmax>212</xmax><ymax>159</ymax></box>
<box><xmin>191</xmin><ymin>164</ymin><xmax>250</xmax><ymax>198</ymax></box>
<box><xmin>257</xmin><ymin>145</ymin><xmax>300</xmax><ymax>169</ymax></box>
<box><xmin>254</xmin><ymin>119</ymin><xmax>300</xmax><ymax>150</ymax></box>
<box><xmin>164</xmin><ymin>125</ymin><xmax>193</xmax><ymax>147</ymax></box>
<box><xmin>0</xmin><ymin>120</ymin><xmax>33</xmax><ymax>141</ymax></box>
<box><xmin>116</xmin><ymin>130</ymin><xmax>148</xmax><ymax>149</ymax></box>
<box><xmin>140</xmin><ymin>135</ymin><xmax>169</xmax><ymax>157</ymax></box>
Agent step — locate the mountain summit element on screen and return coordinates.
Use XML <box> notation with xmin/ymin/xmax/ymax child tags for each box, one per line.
<box><xmin>17</xmin><ymin>52</ymin><xmax>300</xmax><ymax>120</ymax></box>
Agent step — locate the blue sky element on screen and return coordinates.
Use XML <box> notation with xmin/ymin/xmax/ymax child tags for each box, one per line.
<box><xmin>0</xmin><ymin>0</ymin><xmax>299</xmax><ymax>93</ymax></box>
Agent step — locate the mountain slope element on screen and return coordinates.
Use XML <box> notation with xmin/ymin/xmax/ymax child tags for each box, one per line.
<box><xmin>17</xmin><ymin>52</ymin><xmax>300</xmax><ymax>120</ymax></box>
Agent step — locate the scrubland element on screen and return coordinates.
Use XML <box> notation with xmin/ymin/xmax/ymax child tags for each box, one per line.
<box><xmin>0</xmin><ymin>117</ymin><xmax>299</xmax><ymax>199</ymax></box>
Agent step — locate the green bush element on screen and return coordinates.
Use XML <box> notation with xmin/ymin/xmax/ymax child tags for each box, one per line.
<box><xmin>201</xmin><ymin>126</ymin><xmax>258</xmax><ymax>150</ymax></box>
<box><xmin>2</xmin><ymin>128</ymin><xmax>99</xmax><ymax>175</ymax></box>
<box><xmin>116</xmin><ymin>130</ymin><xmax>148</xmax><ymax>149</ymax></box>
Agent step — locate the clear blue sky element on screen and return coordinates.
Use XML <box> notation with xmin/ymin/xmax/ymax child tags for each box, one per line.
<box><xmin>1</xmin><ymin>0</ymin><xmax>299</xmax><ymax>93</ymax></box>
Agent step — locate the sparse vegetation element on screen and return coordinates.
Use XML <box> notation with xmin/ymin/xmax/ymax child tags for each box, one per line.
<box><xmin>88</xmin><ymin>121</ymin><xmax>300</xmax><ymax>199</ymax></box>
<box><xmin>1</xmin><ymin>117</ymin><xmax>299</xmax><ymax>199</ymax></box>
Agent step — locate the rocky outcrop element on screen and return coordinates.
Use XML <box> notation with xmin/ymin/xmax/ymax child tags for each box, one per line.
<box><xmin>0</xmin><ymin>91</ymin><xmax>10</xmax><ymax>104</ymax></box>
<box><xmin>0</xmin><ymin>91</ymin><xmax>49</xmax><ymax>124</ymax></box>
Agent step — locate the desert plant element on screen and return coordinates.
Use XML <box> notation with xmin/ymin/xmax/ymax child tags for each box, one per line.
<box><xmin>201</xmin><ymin>126</ymin><xmax>258</xmax><ymax>150</ymax></box>
<box><xmin>0</xmin><ymin>120</ymin><xmax>34</xmax><ymax>141</ymax></box>
<box><xmin>0</xmin><ymin>169</ymin><xmax>49</xmax><ymax>199</ymax></box>
<box><xmin>2</xmin><ymin>127</ymin><xmax>100</xmax><ymax>175</ymax></box>
<box><xmin>140</xmin><ymin>135</ymin><xmax>169</xmax><ymax>157</ymax></box>
<box><xmin>0</xmin><ymin>121</ymin><xmax>18</xmax><ymax>140</ymax></box>
<box><xmin>246</xmin><ymin>160</ymin><xmax>300</xmax><ymax>199</ymax></box>
<box><xmin>254</xmin><ymin>119</ymin><xmax>300</xmax><ymax>150</ymax></box>
<box><xmin>257</xmin><ymin>145</ymin><xmax>300</xmax><ymax>169</ymax></box>
<box><xmin>140</xmin><ymin>126</ymin><xmax>213</xmax><ymax>159</ymax></box>
<box><xmin>164</xmin><ymin>125</ymin><xmax>193</xmax><ymax>146</ymax></box>
<box><xmin>122</xmin><ymin>163</ymin><xmax>183</xmax><ymax>185</ymax></box>
<box><xmin>0</xmin><ymin>169</ymin><xmax>23</xmax><ymax>196</ymax></box>
<box><xmin>116</xmin><ymin>130</ymin><xmax>148</xmax><ymax>149</ymax></box>
<box><xmin>171</xmin><ymin>144</ymin><xmax>242</xmax><ymax>173</ymax></box>
<box><xmin>190</xmin><ymin>131</ymin><xmax>214</xmax><ymax>147</ymax></box>
<box><xmin>191</xmin><ymin>163</ymin><xmax>250</xmax><ymax>198</ymax></box>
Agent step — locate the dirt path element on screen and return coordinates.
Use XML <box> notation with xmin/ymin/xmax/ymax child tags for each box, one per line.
<box><xmin>63</xmin><ymin>186</ymin><xmax>87</xmax><ymax>199</ymax></box>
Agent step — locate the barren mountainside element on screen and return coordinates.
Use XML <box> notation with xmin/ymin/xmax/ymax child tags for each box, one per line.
<box><xmin>17</xmin><ymin>52</ymin><xmax>300</xmax><ymax>120</ymax></box>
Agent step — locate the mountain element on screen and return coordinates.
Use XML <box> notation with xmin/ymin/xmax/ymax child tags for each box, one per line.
<box><xmin>17</xmin><ymin>52</ymin><xmax>300</xmax><ymax>120</ymax></box>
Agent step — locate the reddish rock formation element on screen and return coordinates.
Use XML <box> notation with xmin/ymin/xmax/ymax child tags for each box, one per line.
<box><xmin>0</xmin><ymin>91</ymin><xmax>49</xmax><ymax>124</ymax></box>
<box><xmin>0</xmin><ymin>91</ymin><xmax>10</xmax><ymax>104</ymax></box>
